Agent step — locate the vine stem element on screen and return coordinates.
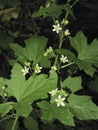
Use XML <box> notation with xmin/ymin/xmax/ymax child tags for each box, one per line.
<box><xmin>70</xmin><ymin>0</ymin><xmax>79</xmax><ymax>8</ymax></box>
<box><xmin>54</xmin><ymin>32</ymin><xmax>64</xmax><ymax>66</ymax></box>
<box><xmin>12</xmin><ymin>116</ymin><xmax>18</xmax><ymax>130</ymax></box>
<box><xmin>60</xmin><ymin>61</ymin><xmax>75</xmax><ymax>69</ymax></box>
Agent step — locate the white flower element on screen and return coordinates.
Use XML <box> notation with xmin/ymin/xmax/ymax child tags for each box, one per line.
<box><xmin>21</xmin><ymin>66</ymin><xmax>29</xmax><ymax>76</ymax></box>
<box><xmin>64</xmin><ymin>29</ymin><xmax>70</xmax><ymax>36</ymax></box>
<box><xmin>51</xmin><ymin>65</ymin><xmax>57</xmax><ymax>71</ymax></box>
<box><xmin>53</xmin><ymin>23</ymin><xmax>62</xmax><ymax>34</ymax></box>
<box><xmin>49</xmin><ymin>88</ymin><xmax>58</xmax><ymax>96</ymax></box>
<box><xmin>34</xmin><ymin>64</ymin><xmax>42</xmax><ymax>74</ymax></box>
<box><xmin>60</xmin><ymin>55</ymin><xmax>68</xmax><ymax>63</ymax></box>
<box><xmin>55</xmin><ymin>95</ymin><xmax>65</xmax><ymax>107</ymax></box>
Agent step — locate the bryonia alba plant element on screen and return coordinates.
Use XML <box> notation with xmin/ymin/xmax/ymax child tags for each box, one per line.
<box><xmin>0</xmin><ymin>0</ymin><xmax>98</xmax><ymax>130</ymax></box>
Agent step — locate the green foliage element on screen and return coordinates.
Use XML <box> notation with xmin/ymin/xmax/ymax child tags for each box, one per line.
<box><xmin>23</xmin><ymin>117</ymin><xmax>39</xmax><ymax>130</ymax></box>
<box><xmin>0</xmin><ymin>8</ymin><xmax>19</xmax><ymax>21</ymax></box>
<box><xmin>0</xmin><ymin>0</ymin><xmax>98</xmax><ymax>130</ymax></box>
<box><xmin>69</xmin><ymin>32</ymin><xmax>98</xmax><ymax>76</ymax></box>
<box><xmin>0</xmin><ymin>30</ymin><xmax>13</xmax><ymax>49</ymax></box>
<box><xmin>0</xmin><ymin>119</ymin><xmax>19</xmax><ymax>130</ymax></box>
<box><xmin>0</xmin><ymin>102</ymin><xmax>14</xmax><ymax>117</ymax></box>
<box><xmin>4</xmin><ymin>119</ymin><xmax>19</xmax><ymax>130</ymax></box>
<box><xmin>61</xmin><ymin>76</ymin><xmax>82</xmax><ymax>93</ymax></box>
<box><xmin>0</xmin><ymin>0</ymin><xmax>20</xmax><ymax>9</ymax></box>
<box><xmin>32</xmin><ymin>4</ymin><xmax>72</xmax><ymax>18</ymax></box>
<box><xmin>56</xmin><ymin>48</ymin><xmax>76</xmax><ymax>61</ymax></box>
<box><xmin>6</xmin><ymin>63</ymin><xmax>57</xmax><ymax>117</ymax></box>
<box><xmin>38</xmin><ymin>101</ymin><xmax>75</xmax><ymax>126</ymax></box>
<box><xmin>10</xmin><ymin>35</ymin><xmax>50</xmax><ymax>67</ymax></box>
<box><xmin>0</xmin><ymin>0</ymin><xmax>20</xmax><ymax>21</ymax></box>
<box><xmin>68</xmin><ymin>94</ymin><xmax>98</xmax><ymax>120</ymax></box>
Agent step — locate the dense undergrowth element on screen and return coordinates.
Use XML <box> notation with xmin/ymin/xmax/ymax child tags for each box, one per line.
<box><xmin>0</xmin><ymin>0</ymin><xmax>98</xmax><ymax>130</ymax></box>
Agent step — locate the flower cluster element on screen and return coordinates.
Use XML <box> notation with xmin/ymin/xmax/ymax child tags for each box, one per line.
<box><xmin>21</xmin><ymin>61</ymin><xmax>31</xmax><ymax>76</ymax></box>
<box><xmin>21</xmin><ymin>61</ymin><xmax>42</xmax><ymax>75</ymax></box>
<box><xmin>44</xmin><ymin>46</ymin><xmax>53</xmax><ymax>56</ymax></box>
<box><xmin>49</xmin><ymin>88</ymin><xmax>68</xmax><ymax>107</ymax></box>
<box><xmin>52</xmin><ymin>19</ymin><xmax>70</xmax><ymax>36</ymax></box>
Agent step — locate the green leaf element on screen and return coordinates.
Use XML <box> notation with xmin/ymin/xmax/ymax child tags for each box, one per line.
<box><xmin>0</xmin><ymin>30</ymin><xmax>13</xmax><ymax>49</ymax></box>
<box><xmin>40</xmin><ymin>57</ymin><xmax>51</xmax><ymax>68</ymax></box>
<box><xmin>4</xmin><ymin>119</ymin><xmax>19</xmax><ymax>130</ymax></box>
<box><xmin>0</xmin><ymin>102</ymin><xmax>14</xmax><ymax>117</ymax></box>
<box><xmin>10</xmin><ymin>35</ymin><xmax>48</xmax><ymax>63</ymax></box>
<box><xmin>69</xmin><ymin>31</ymin><xmax>98</xmax><ymax>76</ymax></box>
<box><xmin>0</xmin><ymin>8</ymin><xmax>20</xmax><ymax>21</ymax></box>
<box><xmin>76</xmin><ymin>59</ymin><xmax>96</xmax><ymax>77</ymax></box>
<box><xmin>0</xmin><ymin>77</ymin><xmax>7</xmax><ymax>88</ymax></box>
<box><xmin>0</xmin><ymin>119</ymin><xmax>19</xmax><ymax>130</ymax></box>
<box><xmin>6</xmin><ymin>63</ymin><xmax>25</xmax><ymax>101</ymax></box>
<box><xmin>61</xmin><ymin>76</ymin><xmax>82</xmax><ymax>93</ymax></box>
<box><xmin>32</xmin><ymin>5</ymin><xmax>68</xmax><ymax>18</ymax></box>
<box><xmin>24</xmin><ymin>117</ymin><xmax>39</xmax><ymax>130</ymax></box>
<box><xmin>38</xmin><ymin>101</ymin><xmax>74</xmax><ymax>126</ymax></box>
<box><xmin>68</xmin><ymin>94</ymin><xmax>98</xmax><ymax>120</ymax></box>
<box><xmin>6</xmin><ymin>63</ymin><xmax>58</xmax><ymax>117</ymax></box>
<box><xmin>0</xmin><ymin>0</ymin><xmax>20</xmax><ymax>9</ymax></box>
<box><xmin>14</xmin><ymin>102</ymin><xmax>32</xmax><ymax>117</ymax></box>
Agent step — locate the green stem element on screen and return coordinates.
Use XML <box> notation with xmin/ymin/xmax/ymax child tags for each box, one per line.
<box><xmin>59</xmin><ymin>32</ymin><xmax>64</xmax><ymax>48</ymax></box>
<box><xmin>53</xmin><ymin>5</ymin><xmax>69</xmax><ymax>67</ymax></box>
<box><xmin>60</xmin><ymin>61</ymin><xmax>75</xmax><ymax>69</ymax></box>
<box><xmin>54</xmin><ymin>32</ymin><xmax>63</xmax><ymax>66</ymax></box>
<box><xmin>12</xmin><ymin>116</ymin><xmax>18</xmax><ymax>130</ymax></box>
<box><xmin>52</xmin><ymin>0</ymin><xmax>57</xmax><ymax>5</ymax></box>
<box><xmin>70</xmin><ymin>0</ymin><xmax>79</xmax><ymax>8</ymax></box>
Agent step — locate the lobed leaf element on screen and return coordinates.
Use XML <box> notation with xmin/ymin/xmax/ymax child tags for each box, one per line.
<box><xmin>68</xmin><ymin>94</ymin><xmax>98</xmax><ymax>120</ymax></box>
<box><xmin>10</xmin><ymin>35</ymin><xmax>48</xmax><ymax>64</ymax></box>
<box><xmin>38</xmin><ymin>101</ymin><xmax>75</xmax><ymax>126</ymax></box>
<box><xmin>6</xmin><ymin>63</ymin><xmax>58</xmax><ymax>117</ymax></box>
<box><xmin>69</xmin><ymin>31</ymin><xmax>98</xmax><ymax>76</ymax></box>
<box><xmin>61</xmin><ymin>76</ymin><xmax>82</xmax><ymax>93</ymax></box>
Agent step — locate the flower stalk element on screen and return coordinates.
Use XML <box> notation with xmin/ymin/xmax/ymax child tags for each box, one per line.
<box><xmin>12</xmin><ymin>116</ymin><xmax>18</xmax><ymax>130</ymax></box>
